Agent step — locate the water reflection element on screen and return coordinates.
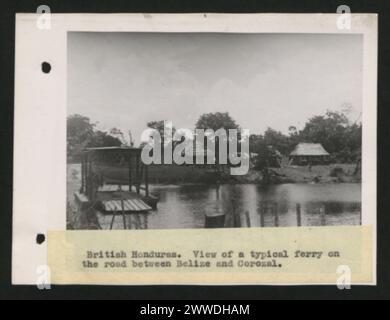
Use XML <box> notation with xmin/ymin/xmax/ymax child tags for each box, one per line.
<box><xmin>146</xmin><ymin>183</ymin><xmax>361</xmax><ymax>229</ymax></box>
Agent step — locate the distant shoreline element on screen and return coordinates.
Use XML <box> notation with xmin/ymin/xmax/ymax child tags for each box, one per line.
<box><xmin>67</xmin><ymin>162</ymin><xmax>361</xmax><ymax>186</ymax></box>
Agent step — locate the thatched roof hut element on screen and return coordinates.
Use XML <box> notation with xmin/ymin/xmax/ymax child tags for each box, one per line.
<box><xmin>290</xmin><ymin>143</ymin><xmax>329</xmax><ymax>156</ymax></box>
<box><xmin>289</xmin><ymin>143</ymin><xmax>330</xmax><ymax>165</ymax></box>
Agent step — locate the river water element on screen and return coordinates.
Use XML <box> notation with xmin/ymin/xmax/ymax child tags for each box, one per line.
<box><xmin>68</xmin><ymin>164</ymin><xmax>361</xmax><ymax>229</ymax></box>
<box><xmin>144</xmin><ymin>183</ymin><xmax>361</xmax><ymax>229</ymax></box>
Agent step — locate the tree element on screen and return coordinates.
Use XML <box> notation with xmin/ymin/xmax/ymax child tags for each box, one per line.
<box><xmin>145</xmin><ymin>120</ymin><xmax>177</xmax><ymax>161</ymax></box>
<box><xmin>249</xmin><ymin>134</ymin><xmax>281</xmax><ymax>168</ymax></box>
<box><xmin>195</xmin><ymin>112</ymin><xmax>239</xmax><ymax>131</ymax></box>
<box><xmin>109</xmin><ymin>127</ymin><xmax>126</xmax><ymax>146</ymax></box>
<box><xmin>299</xmin><ymin>110</ymin><xmax>348</xmax><ymax>153</ymax></box>
<box><xmin>249</xmin><ymin>127</ymin><xmax>290</xmax><ymax>172</ymax></box>
<box><xmin>67</xmin><ymin>114</ymin><xmax>122</xmax><ymax>161</ymax></box>
<box><xmin>89</xmin><ymin>130</ymin><xmax>122</xmax><ymax>148</ymax></box>
<box><xmin>298</xmin><ymin>110</ymin><xmax>360</xmax><ymax>162</ymax></box>
<box><xmin>67</xmin><ymin>114</ymin><xmax>96</xmax><ymax>159</ymax></box>
<box><xmin>195</xmin><ymin>112</ymin><xmax>241</xmax><ymax>164</ymax></box>
<box><xmin>146</xmin><ymin>120</ymin><xmax>176</xmax><ymax>141</ymax></box>
<box><xmin>288</xmin><ymin>126</ymin><xmax>300</xmax><ymax>151</ymax></box>
<box><xmin>249</xmin><ymin>134</ymin><xmax>280</xmax><ymax>184</ymax></box>
<box><xmin>263</xmin><ymin>128</ymin><xmax>290</xmax><ymax>155</ymax></box>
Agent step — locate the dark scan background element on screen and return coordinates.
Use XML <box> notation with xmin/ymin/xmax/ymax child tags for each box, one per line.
<box><xmin>0</xmin><ymin>0</ymin><xmax>389</xmax><ymax>301</ymax></box>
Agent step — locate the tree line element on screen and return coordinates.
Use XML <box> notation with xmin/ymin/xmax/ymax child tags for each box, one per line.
<box><xmin>67</xmin><ymin>110</ymin><xmax>361</xmax><ymax>165</ymax></box>
<box><xmin>250</xmin><ymin>110</ymin><xmax>361</xmax><ymax>167</ymax></box>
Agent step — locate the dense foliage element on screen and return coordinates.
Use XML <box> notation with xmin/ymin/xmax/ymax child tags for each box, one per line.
<box><xmin>67</xmin><ymin>114</ymin><xmax>122</xmax><ymax>161</ymax></box>
<box><xmin>67</xmin><ymin>110</ymin><xmax>361</xmax><ymax>166</ymax></box>
<box><xmin>250</xmin><ymin>110</ymin><xmax>361</xmax><ymax>168</ymax></box>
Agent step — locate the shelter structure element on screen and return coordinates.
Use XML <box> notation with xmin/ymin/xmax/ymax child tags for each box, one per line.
<box><xmin>289</xmin><ymin>143</ymin><xmax>330</xmax><ymax>165</ymax></box>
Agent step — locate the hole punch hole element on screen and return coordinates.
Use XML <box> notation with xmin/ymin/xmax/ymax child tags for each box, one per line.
<box><xmin>41</xmin><ymin>62</ymin><xmax>51</xmax><ymax>74</ymax></box>
<box><xmin>36</xmin><ymin>233</ymin><xmax>46</xmax><ymax>245</ymax></box>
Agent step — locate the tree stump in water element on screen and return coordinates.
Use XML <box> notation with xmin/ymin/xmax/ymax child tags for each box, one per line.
<box><xmin>204</xmin><ymin>202</ymin><xmax>225</xmax><ymax>228</ymax></box>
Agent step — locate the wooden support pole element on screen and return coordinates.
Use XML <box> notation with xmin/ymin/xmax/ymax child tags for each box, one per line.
<box><xmin>84</xmin><ymin>155</ymin><xmax>88</xmax><ymax>194</ymax></box>
<box><xmin>127</xmin><ymin>214</ymin><xmax>132</xmax><ymax>230</ymax></box>
<box><xmin>139</xmin><ymin>163</ymin><xmax>144</xmax><ymax>196</ymax></box>
<box><xmin>81</xmin><ymin>155</ymin><xmax>85</xmax><ymax>193</ymax></box>
<box><xmin>128</xmin><ymin>152</ymin><xmax>132</xmax><ymax>192</ymax></box>
<box><xmin>136</xmin><ymin>153</ymin><xmax>141</xmax><ymax>194</ymax></box>
<box><xmin>121</xmin><ymin>199</ymin><xmax>126</xmax><ymax>230</ymax></box>
<box><xmin>135</xmin><ymin>214</ymin><xmax>142</xmax><ymax>229</ymax></box>
<box><xmin>85</xmin><ymin>154</ymin><xmax>88</xmax><ymax>197</ymax></box>
<box><xmin>144</xmin><ymin>165</ymin><xmax>149</xmax><ymax>197</ymax></box>
<box><xmin>86</xmin><ymin>154</ymin><xmax>90</xmax><ymax>199</ymax></box>
<box><xmin>110</xmin><ymin>208</ymin><xmax>117</xmax><ymax>230</ymax></box>
<box><xmin>296</xmin><ymin>203</ymin><xmax>302</xmax><ymax>227</ymax></box>
<box><xmin>142</xmin><ymin>213</ymin><xmax>148</xmax><ymax>229</ymax></box>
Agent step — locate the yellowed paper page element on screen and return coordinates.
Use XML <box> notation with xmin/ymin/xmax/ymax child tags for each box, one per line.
<box><xmin>48</xmin><ymin>226</ymin><xmax>372</xmax><ymax>285</ymax></box>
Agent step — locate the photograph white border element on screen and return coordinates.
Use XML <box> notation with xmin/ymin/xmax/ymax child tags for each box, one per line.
<box><xmin>13</xmin><ymin>13</ymin><xmax>377</xmax><ymax>285</ymax></box>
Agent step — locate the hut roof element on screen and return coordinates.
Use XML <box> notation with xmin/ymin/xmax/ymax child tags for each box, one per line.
<box><xmin>290</xmin><ymin>143</ymin><xmax>329</xmax><ymax>156</ymax></box>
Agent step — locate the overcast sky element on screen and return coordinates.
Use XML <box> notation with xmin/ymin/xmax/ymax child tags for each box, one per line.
<box><xmin>68</xmin><ymin>32</ymin><xmax>362</xmax><ymax>144</ymax></box>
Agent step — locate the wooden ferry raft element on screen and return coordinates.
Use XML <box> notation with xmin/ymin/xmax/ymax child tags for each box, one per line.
<box><xmin>95</xmin><ymin>188</ymin><xmax>152</xmax><ymax>213</ymax></box>
<box><xmin>74</xmin><ymin>147</ymin><xmax>158</xmax><ymax>229</ymax></box>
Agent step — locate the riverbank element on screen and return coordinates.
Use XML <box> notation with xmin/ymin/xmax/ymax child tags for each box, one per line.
<box><xmin>67</xmin><ymin>162</ymin><xmax>360</xmax><ymax>190</ymax></box>
<box><xmin>267</xmin><ymin>163</ymin><xmax>360</xmax><ymax>184</ymax></box>
<box><xmin>146</xmin><ymin>163</ymin><xmax>360</xmax><ymax>185</ymax></box>
<box><xmin>66</xmin><ymin>163</ymin><xmax>361</xmax><ymax>230</ymax></box>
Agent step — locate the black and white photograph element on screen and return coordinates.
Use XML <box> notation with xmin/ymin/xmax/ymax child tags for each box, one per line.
<box><xmin>2</xmin><ymin>0</ymin><xmax>389</xmax><ymax>300</ymax></box>
<box><xmin>10</xmin><ymin>12</ymin><xmax>378</xmax><ymax>288</ymax></box>
<box><xmin>66</xmin><ymin>32</ymin><xmax>363</xmax><ymax>231</ymax></box>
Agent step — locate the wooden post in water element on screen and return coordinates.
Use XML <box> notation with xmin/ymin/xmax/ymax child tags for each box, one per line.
<box><xmin>233</xmin><ymin>213</ymin><xmax>241</xmax><ymax>228</ymax></box>
<box><xmin>205</xmin><ymin>213</ymin><xmax>225</xmax><ymax>228</ymax></box>
<box><xmin>320</xmin><ymin>205</ymin><xmax>326</xmax><ymax>226</ymax></box>
<box><xmin>274</xmin><ymin>202</ymin><xmax>279</xmax><ymax>227</ymax></box>
<box><xmin>296</xmin><ymin>203</ymin><xmax>302</xmax><ymax>227</ymax></box>
<box><xmin>205</xmin><ymin>201</ymin><xmax>225</xmax><ymax>228</ymax></box>
<box><xmin>259</xmin><ymin>202</ymin><xmax>265</xmax><ymax>227</ymax></box>
<box><xmin>231</xmin><ymin>199</ymin><xmax>241</xmax><ymax>228</ymax></box>
<box><xmin>244</xmin><ymin>211</ymin><xmax>251</xmax><ymax>228</ymax></box>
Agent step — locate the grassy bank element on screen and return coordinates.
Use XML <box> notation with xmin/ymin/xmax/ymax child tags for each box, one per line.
<box><xmin>148</xmin><ymin>163</ymin><xmax>360</xmax><ymax>184</ymax></box>
<box><xmin>148</xmin><ymin>163</ymin><xmax>361</xmax><ymax>184</ymax></box>
<box><xmin>269</xmin><ymin>163</ymin><xmax>360</xmax><ymax>184</ymax></box>
<box><xmin>67</xmin><ymin>162</ymin><xmax>360</xmax><ymax>188</ymax></box>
